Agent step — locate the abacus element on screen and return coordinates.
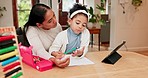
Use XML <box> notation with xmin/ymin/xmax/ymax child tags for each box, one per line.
<box><xmin>0</xmin><ymin>27</ymin><xmax>23</xmax><ymax>78</ymax></box>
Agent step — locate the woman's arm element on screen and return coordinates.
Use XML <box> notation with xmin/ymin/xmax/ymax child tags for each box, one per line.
<box><xmin>49</xmin><ymin>57</ymin><xmax>70</xmax><ymax>68</ymax></box>
<box><xmin>26</xmin><ymin>27</ymin><xmax>52</xmax><ymax>60</ymax></box>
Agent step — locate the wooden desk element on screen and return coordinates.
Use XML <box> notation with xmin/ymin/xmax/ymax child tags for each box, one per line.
<box><xmin>21</xmin><ymin>51</ymin><xmax>148</xmax><ymax>78</ymax></box>
<box><xmin>88</xmin><ymin>28</ymin><xmax>101</xmax><ymax>50</ymax></box>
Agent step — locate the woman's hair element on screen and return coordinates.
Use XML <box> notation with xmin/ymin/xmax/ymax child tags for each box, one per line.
<box><xmin>23</xmin><ymin>4</ymin><xmax>51</xmax><ymax>32</ymax></box>
<box><xmin>69</xmin><ymin>3</ymin><xmax>88</xmax><ymax>19</ymax></box>
<box><xmin>23</xmin><ymin>4</ymin><xmax>51</xmax><ymax>46</ymax></box>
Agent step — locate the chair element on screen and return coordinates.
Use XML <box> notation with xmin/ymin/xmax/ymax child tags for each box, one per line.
<box><xmin>16</xmin><ymin>27</ymin><xmax>30</xmax><ymax>47</ymax></box>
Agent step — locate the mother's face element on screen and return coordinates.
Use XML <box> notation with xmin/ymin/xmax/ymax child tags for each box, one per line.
<box><xmin>39</xmin><ymin>9</ymin><xmax>57</xmax><ymax>30</ymax></box>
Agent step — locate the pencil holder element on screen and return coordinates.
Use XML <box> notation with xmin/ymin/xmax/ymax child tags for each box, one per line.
<box><xmin>19</xmin><ymin>43</ymin><xmax>53</xmax><ymax>72</ymax></box>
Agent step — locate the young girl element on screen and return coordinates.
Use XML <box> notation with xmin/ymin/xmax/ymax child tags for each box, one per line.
<box><xmin>49</xmin><ymin>3</ymin><xmax>90</xmax><ymax>58</ymax></box>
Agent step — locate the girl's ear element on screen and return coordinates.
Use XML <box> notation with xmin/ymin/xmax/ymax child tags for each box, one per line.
<box><xmin>36</xmin><ymin>23</ymin><xmax>42</xmax><ymax>28</ymax></box>
<box><xmin>67</xmin><ymin>18</ymin><xmax>72</xmax><ymax>25</ymax></box>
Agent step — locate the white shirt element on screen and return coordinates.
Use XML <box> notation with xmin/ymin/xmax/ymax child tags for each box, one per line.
<box><xmin>26</xmin><ymin>23</ymin><xmax>62</xmax><ymax>60</ymax></box>
<box><xmin>49</xmin><ymin>28</ymin><xmax>90</xmax><ymax>58</ymax></box>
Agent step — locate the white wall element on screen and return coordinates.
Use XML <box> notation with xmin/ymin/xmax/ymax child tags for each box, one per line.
<box><xmin>40</xmin><ymin>0</ymin><xmax>59</xmax><ymax>22</ymax></box>
<box><xmin>84</xmin><ymin>0</ymin><xmax>95</xmax><ymax>9</ymax></box>
<box><xmin>40</xmin><ymin>0</ymin><xmax>51</xmax><ymax>6</ymax></box>
<box><xmin>110</xmin><ymin>0</ymin><xmax>148</xmax><ymax>51</ymax></box>
<box><xmin>0</xmin><ymin>0</ymin><xmax>13</xmax><ymax>27</ymax></box>
<box><xmin>52</xmin><ymin>0</ymin><xmax>59</xmax><ymax>21</ymax></box>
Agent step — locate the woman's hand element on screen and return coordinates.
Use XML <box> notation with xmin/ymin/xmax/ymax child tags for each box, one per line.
<box><xmin>50</xmin><ymin>51</ymin><xmax>70</xmax><ymax>68</ymax></box>
<box><xmin>72</xmin><ymin>47</ymin><xmax>85</xmax><ymax>57</ymax></box>
<box><xmin>50</xmin><ymin>56</ymin><xmax>70</xmax><ymax>68</ymax></box>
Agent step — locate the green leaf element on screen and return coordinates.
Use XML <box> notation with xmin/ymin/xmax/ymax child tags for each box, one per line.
<box><xmin>96</xmin><ymin>4</ymin><xmax>105</xmax><ymax>11</ymax></box>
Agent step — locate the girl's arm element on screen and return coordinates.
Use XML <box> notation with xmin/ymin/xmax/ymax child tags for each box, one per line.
<box><xmin>49</xmin><ymin>31</ymin><xmax>65</xmax><ymax>58</ymax></box>
<box><xmin>75</xmin><ymin>29</ymin><xmax>90</xmax><ymax>58</ymax></box>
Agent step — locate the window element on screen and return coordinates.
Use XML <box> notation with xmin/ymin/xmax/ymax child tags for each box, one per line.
<box><xmin>62</xmin><ymin>0</ymin><xmax>84</xmax><ymax>12</ymax></box>
<box><xmin>62</xmin><ymin>0</ymin><xmax>76</xmax><ymax>12</ymax></box>
<box><xmin>12</xmin><ymin>0</ymin><xmax>36</xmax><ymax>28</ymax></box>
<box><xmin>17</xmin><ymin>0</ymin><xmax>32</xmax><ymax>27</ymax></box>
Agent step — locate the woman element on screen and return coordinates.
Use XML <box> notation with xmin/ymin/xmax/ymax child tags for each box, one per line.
<box><xmin>23</xmin><ymin>4</ymin><xmax>69</xmax><ymax>68</ymax></box>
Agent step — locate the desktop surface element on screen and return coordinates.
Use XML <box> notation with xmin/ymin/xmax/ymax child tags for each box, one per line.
<box><xmin>22</xmin><ymin>51</ymin><xmax>148</xmax><ymax>78</ymax></box>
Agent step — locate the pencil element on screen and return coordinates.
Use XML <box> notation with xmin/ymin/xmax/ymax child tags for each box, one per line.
<box><xmin>0</xmin><ymin>40</ymin><xmax>16</xmax><ymax>49</ymax></box>
<box><xmin>0</xmin><ymin>35</ymin><xmax>15</xmax><ymax>42</ymax></box>
<box><xmin>1</xmin><ymin>56</ymin><xmax>19</xmax><ymax>66</ymax></box>
<box><xmin>4</xmin><ymin>67</ymin><xmax>21</xmax><ymax>78</ymax></box>
<box><xmin>11</xmin><ymin>72</ymin><xmax>23</xmax><ymax>78</ymax></box>
<box><xmin>0</xmin><ymin>50</ymin><xmax>18</xmax><ymax>61</ymax></box>
<box><xmin>3</xmin><ymin>61</ymin><xmax>20</xmax><ymax>72</ymax></box>
<box><xmin>64</xmin><ymin>48</ymin><xmax>77</xmax><ymax>54</ymax></box>
<box><xmin>0</xmin><ymin>46</ymin><xmax>17</xmax><ymax>55</ymax></box>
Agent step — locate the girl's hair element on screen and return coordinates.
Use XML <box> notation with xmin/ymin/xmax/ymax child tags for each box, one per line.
<box><xmin>23</xmin><ymin>4</ymin><xmax>51</xmax><ymax>46</ymax></box>
<box><xmin>69</xmin><ymin>3</ymin><xmax>88</xmax><ymax>19</ymax></box>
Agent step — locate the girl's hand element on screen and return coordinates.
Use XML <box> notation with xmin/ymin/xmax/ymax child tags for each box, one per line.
<box><xmin>51</xmin><ymin>51</ymin><xmax>64</xmax><ymax>59</ymax></box>
<box><xmin>72</xmin><ymin>47</ymin><xmax>85</xmax><ymax>57</ymax></box>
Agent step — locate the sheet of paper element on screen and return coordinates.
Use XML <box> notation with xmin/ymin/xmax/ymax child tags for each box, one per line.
<box><xmin>68</xmin><ymin>55</ymin><xmax>94</xmax><ymax>66</ymax></box>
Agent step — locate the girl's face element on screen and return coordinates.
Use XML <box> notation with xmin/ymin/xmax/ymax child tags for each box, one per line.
<box><xmin>68</xmin><ymin>14</ymin><xmax>88</xmax><ymax>34</ymax></box>
<box><xmin>38</xmin><ymin>9</ymin><xmax>57</xmax><ymax>30</ymax></box>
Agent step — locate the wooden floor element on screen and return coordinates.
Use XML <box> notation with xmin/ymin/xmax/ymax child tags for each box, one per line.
<box><xmin>88</xmin><ymin>44</ymin><xmax>148</xmax><ymax>56</ymax></box>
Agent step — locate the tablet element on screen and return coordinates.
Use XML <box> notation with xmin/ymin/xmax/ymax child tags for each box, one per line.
<box><xmin>101</xmin><ymin>41</ymin><xmax>126</xmax><ymax>64</ymax></box>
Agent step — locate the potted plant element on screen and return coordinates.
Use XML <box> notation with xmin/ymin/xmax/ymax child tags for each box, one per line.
<box><xmin>87</xmin><ymin>4</ymin><xmax>105</xmax><ymax>28</ymax></box>
<box><xmin>96</xmin><ymin>4</ymin><xmax>106</xmax><ymax>25</ymax></box>
<box><xmin>0</xmin><ymin>6</ymin><xmax>6</xmax><ymax>18</ymax></box>
<box><xmin>132</xmin><ymin>0</ymin><xmax>142</xmax><ymax>9</ymax></box>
